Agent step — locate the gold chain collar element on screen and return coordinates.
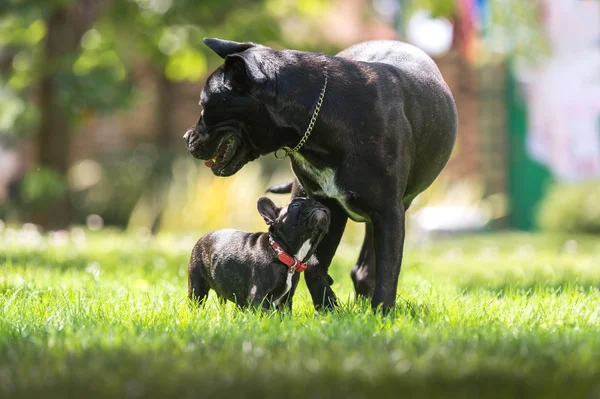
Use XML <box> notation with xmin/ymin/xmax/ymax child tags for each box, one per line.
<box><xmin>275</xmin><ymin>66</ymin><xmax>328</xmax><ymax>159</ymax></box>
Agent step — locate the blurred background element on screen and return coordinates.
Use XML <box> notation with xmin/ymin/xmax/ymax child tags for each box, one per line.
<box><xmin>0</xmin><ymin>0</ymin><xmax>598</xmax><ymax>241</ymax></box>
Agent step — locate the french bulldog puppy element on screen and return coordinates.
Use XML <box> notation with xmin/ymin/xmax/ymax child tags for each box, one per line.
<box><xmin>188</xmin><ymin>197</ymin><xmax>330</xmax><ymax>311</ymax></box>
<box><xmin>266</xmin><ymin>180</ymin><xmax>372</xmax><ymax>298</ymax></box>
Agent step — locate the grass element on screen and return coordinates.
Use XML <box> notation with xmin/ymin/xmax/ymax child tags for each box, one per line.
<box><xmin>1</xmin><ymin>227</ymin><xmax>600</xmax><ymax>398</ymax></box>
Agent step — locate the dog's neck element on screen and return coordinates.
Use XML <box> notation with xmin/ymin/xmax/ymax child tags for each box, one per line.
<box><xmin>269</xmin><ymin>55</ymin><xmax>332</xmax><ymax>150</ymax></box>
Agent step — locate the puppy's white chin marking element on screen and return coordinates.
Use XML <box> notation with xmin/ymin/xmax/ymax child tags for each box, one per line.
<box><xmin>295</xmin><ymin>239</ymin><xmax>312</xmax><ymax>263</ymax></box>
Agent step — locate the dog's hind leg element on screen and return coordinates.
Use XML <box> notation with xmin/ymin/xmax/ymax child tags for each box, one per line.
<box><xmin>266</xmin><ymin>180</ymin><xmax>294</xmax><ymax>194</ymax></box>
<box><xmin>350</xmin><ymin>222</ymin><xmax>376</xmax><ymax>299</ymax></box>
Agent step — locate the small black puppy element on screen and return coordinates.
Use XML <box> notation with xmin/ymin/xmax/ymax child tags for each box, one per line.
<box><xmin>188</xmin><ymin>196</ymin><xmax>330</xmax><ymax>311</ymax></box>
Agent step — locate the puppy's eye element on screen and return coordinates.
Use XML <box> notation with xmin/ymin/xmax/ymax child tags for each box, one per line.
<box><xmin>291</xmin><ymin>203</ymin><xmax>300</xmax><ymax>209</ymax></box>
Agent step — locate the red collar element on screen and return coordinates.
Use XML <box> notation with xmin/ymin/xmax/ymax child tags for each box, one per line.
<box><xmin>268</xmin><ymin>234</ymin><xmax>307</xmax><ymax>273</ymax></box>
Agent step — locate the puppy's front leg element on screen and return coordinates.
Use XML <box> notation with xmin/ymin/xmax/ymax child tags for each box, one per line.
<box><xmin>248</xmin><ymin>291</ymin><xmax>272</xmax><ymax>312</ymax></box>
<box><xmin>216</xmin><ymin>294</ymin><xmax>227</xmax><ymax>306</ymax></box>
<box><xmin>278</xmin><ymin>273</ymin><xmax>301</xmax><ymax>312</ymax></box>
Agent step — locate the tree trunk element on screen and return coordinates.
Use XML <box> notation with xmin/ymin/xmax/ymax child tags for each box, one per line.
<box><xmin>149</xmin><ymin>69</ymin><xmax>176</xmax><ymax>234</ymax></box>
<box><xmin>34</xmin><ymin>1</ymin><xmax>110</xmax><ymax>230</ymax></box>
<box><xmin>34</xmin><ymin>8</ymin><xmax>75</xmax><ymax>229</ymax></box>
<box><xmin>155</xmin><ymin>70</ymin><xmax>175</xmax><ymax>149</ymax></box>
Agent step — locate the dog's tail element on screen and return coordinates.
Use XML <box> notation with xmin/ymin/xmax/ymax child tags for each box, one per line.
<box><xmin>266</xmin><ymin>181</ymin><xmax>293</xmax><ymax>194</ymax></box>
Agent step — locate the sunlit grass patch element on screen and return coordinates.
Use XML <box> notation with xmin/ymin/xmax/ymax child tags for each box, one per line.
<box><xmin>1</xmin><ymin>231</ymin><xmax>599</xmax><ymax>398</ymax></box>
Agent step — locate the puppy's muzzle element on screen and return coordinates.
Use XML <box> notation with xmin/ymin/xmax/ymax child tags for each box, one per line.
<box><xmin>309</xmin><ymin>208</ymin><xmax>331</xmax><ymax>233</ymax></box>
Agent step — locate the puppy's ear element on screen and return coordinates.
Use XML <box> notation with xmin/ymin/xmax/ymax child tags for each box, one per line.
<box><xmin>223</xmin><ymin>53</ymin><xmax>267</xmax><ymax>92</ymax></box>
<box><xmin>203</xmin><ymin>38</ymin><xmax>255</xmax><ymax>59</ymax></box>
<box><xmin>257</xmin><ymin>197</ymin><xmax>280</xmax><ymax>225</ymax></box>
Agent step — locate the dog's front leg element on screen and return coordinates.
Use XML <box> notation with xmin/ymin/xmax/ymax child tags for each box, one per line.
<box><xmin>305</xmin><ymin>199</ymin><xmax>347</xmax><ymax>311</ymax></box>
<box><xmin>371</xmin><ymin>205</ymin><xmax>406</xmax><ymax>312</ymax></box>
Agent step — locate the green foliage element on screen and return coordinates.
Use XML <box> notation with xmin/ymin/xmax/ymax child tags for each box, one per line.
<box><xmin>0</xmin><ymin>0</ymin><xmax>335</xmax><ymax>137</ymax></box>
<box><xmin>0</xmin><ymin>89</ymin><xmax>38</xmax><ymax>137</ymax></box>
<box><xmin>0</xmin><ymin>12</ymin><xmax>46</xmax><ymax>47</ymax></box>
<box><xmin>0</xmin><ymin>11</ymin><xmax>45</xmax><ymax>136</ymax></box>
<box><xmin>536</xmin><ymin>182</ymin><xmax>600</xmax><ymax>235</ymax></box>
<box><xmin>0</xmin><ymin>3</ymin><xmax>133</xmax><ymax>133</ymax></box>
<box><xmin>409</xmin><ymin>0</ymin><xmax>456</xmax><ymax>18</ymax></box>
<box><xmin>61</xmin><ymin>30</ymin><xmax>133</xmax><ymax>120</ymax></box>
<box><xmin>1</xmin><ymin>232</ymin><xmax>599</xmax><ymax>398</ymax></box>
<box><xmin>487</xmin><ymin>0</ymin><xmax>548</xmax><ymax>60</ymax></box>
<box><xmin>20</xmin><ymin>167</ymin><xmax>67</xmax><ymax>207</ymax></box>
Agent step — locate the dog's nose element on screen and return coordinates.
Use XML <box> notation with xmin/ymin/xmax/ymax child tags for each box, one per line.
<box><xmin>183</xmin><ymin>129</ymin><xmax>192</xmax><ymax>144</ymax></box>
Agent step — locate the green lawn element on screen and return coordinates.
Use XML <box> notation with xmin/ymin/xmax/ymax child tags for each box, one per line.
<box><xmin>1</xmin><ymin>229</ymin><xmax>599</xmax><ymax>398</ymax></box>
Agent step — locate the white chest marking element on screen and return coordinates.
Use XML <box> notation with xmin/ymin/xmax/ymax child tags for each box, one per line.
<box><xmin>291</xmin><ymin>153</ymin><xmax>368</xmax><ymax>222</ymax></box>
<box><xmin>273</xmin><ymin>239</ymin><xmax>312</xmax><ymax>307</ymax></box>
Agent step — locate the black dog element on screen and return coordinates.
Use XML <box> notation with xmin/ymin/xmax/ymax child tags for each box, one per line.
<box><xmin>184</xmin><ymin>38</ymin><xmax>457</xmax><ymax>312</ymax></box>
<box><xmin>188</xmin><ymin>196</ymin><xmax>330</xmax><ymax>310</ymax></box>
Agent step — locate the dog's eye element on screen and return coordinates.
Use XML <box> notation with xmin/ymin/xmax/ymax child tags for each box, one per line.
<box><xmin>291</xmin><ymin>203</ymin><xmax>300</xmax><ymax>209</ymax></box>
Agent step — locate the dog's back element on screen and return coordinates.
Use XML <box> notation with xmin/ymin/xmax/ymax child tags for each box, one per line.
<box><xmin>336</xmin><ymin>40</ymin><xmax>445</xmax><ymax>83</ymax></box>
<box><xmin>188</xmin><ymin>229</ymin><xmax>252</xmax><ymax>303</ymax></box>
<box><xmin>335</xmin><ymin>39</ymin><xmax>457</xmax><ymax>204</ymax></box>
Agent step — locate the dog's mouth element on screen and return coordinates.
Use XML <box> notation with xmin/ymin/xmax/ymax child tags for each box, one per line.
<box><xmin>203</xmin><ymin>134</ymin><xmax>240</xmax><ymax>175</ymax></box>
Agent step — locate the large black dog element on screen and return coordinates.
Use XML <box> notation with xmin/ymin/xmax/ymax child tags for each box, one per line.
<box><xmin>184</xmin><ymin>38</ymin><xmax>457</xmax><ymax>312</ymax></box>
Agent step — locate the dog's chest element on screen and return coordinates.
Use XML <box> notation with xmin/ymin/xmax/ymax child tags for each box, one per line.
<box><xmin>291</xmin><ymin>154</ymin><xmax>367</xmax><ymax>222</ymax></box>
<box><xmin>292</xmin><ymin>153</ymin><xmax>342</xmax><ymax>197</ymax></box>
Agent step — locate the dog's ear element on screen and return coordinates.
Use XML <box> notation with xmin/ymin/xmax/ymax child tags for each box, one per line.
<box><xmin>223</xmin><ymin>53</ymin><xmax>267</xmax><ymax>92</ymax></box>
<box><xmin>257</xmin><ymin>197</ymin><xmax>280</xmax><ymax>225</ymax></box>
<box><xmin>203</xmin><ymin>38</ymin><xmax>255</xmax><ymax>59</ymax></box>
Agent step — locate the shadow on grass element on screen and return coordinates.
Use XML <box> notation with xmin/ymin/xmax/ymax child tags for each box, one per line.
<box><xmin>1</xmin><ymin>345</ymin><xmax>598</xmax><ymax>399</ymax></box>
<box><xmin>0</xmin><ymin>251</ymin><xmax>91</xmax><ymax>272</ymax></box>
<box><xmin>459</xmin><ymin>279</ymin><xmax>600</xmax><ymax>298</ymax></box>
<box><xmin>0</xmin><ymin>248</ymin><xmax>186</xmax><ymax>274</ymax></box>
<box><xmin>337</xmin><ymin>296</ymin><xmax>436</xmax><ymax>321</ymax></box>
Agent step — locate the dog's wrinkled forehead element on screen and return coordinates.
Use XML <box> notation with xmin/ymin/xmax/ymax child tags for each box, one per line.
<box><xmin>280</xmin><ymin>198</ymin><xmax>321</xmax><ymax>224</ymax></box>
<box><xmin>200</xmin><ymin>68</ymin><xmax>227</xmax><ymax>104</ymax></box>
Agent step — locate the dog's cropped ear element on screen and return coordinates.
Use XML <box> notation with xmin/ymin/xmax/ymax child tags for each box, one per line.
<box><xmin>203</xmin><ymin>38</ymin><xmax>255</xmax><ymax>59</ymax></box>
<box><xmin>223</xmin><ymin>53</ymin><xmax>267</xmax><ymax>92</ymax></box>
<box><xmin>257</xmin><ymin>197</ymin><xmax>280</xmax><ymax>225</ymax></box>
